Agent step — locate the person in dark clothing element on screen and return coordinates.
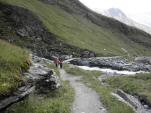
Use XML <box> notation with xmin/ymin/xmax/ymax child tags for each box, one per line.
<box><xmin>59</xmin><ymin>58</ymin><xmax>63</xmax><ymax>69</ymax></box>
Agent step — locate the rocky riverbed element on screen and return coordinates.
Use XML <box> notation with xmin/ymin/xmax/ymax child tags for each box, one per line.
<box><xmin>70</xmin><ymin>56</ymin><xmax>151</xmax><ymax>72</ymax></box>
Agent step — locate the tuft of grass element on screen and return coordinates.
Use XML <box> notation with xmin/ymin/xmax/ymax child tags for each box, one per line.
<box><xmin>0</xmin><ymin>39</ymin><xmax>30</xmax><ymax>97</ymax></box>
<box><xmin>106</xmin><ymin>73</ymin><xmax>151</xmax><ymax>105</ymax></box>
<box><xmin>1</xmin><ymin>0</ymin><xmax>151</xmax><ymax>56</ymax></box>
<box><xmin>64</xmin><ymin>64</ymin><xmax>134</xmax><ymax>113</ymax></box>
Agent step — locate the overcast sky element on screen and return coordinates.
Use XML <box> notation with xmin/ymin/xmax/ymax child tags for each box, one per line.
<box><xmin>79</xmin><ymin>0</ymin><xmax>151</xmax><ymax>14</ymax></box>
<box><xmin>79</xmin><ymin>0</ymin><xmax>151</xmax><ymax>26</ymax></box>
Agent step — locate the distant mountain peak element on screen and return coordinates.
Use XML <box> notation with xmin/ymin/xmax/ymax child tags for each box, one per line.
<box><xmin>106</xmin><ymin>8</ymin><xmax>127</xmax><ymax>18</ymax></box>
<box><xmin>102</xmin><ymin>8</ymin><xmax>151</xmax><ymax>34</ymax></box>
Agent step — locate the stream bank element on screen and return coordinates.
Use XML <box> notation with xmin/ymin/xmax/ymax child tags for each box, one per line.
<box><xmin>70</xmin><ymin>57</ymin><xmax>151</xmax><ymax>72</ymax></box>
<box><xmin>69</xmin><ymin>57</ymin><xmax>151</xmax><ymax>113</ymax></box>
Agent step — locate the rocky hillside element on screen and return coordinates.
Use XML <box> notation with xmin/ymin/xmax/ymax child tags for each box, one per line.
<box><xmin>0</xmin><ymin>0</ymin><xmax>151</xmax><ymax>57</ymax></box>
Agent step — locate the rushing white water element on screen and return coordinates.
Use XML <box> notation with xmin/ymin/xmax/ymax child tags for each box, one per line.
<box><xmin>77</xmin><ymin>66</ymin><xmax>145</xmax><ymax>75</ymax></box>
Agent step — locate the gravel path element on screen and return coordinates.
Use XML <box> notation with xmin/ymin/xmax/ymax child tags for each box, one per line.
<box><xmin>60</xmin><ymin>69</ymin><xmax>107</xmax><ymax>113</ymax></box>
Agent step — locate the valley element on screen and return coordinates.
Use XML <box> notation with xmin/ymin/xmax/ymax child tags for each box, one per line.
<box><xmin>0</xmin><ymin>0</ymin><xmax>151</xmax><ymax>113</ymax></box>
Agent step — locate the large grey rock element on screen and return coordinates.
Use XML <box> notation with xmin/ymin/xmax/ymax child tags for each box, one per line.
<box><xmin>135</xmin><ymin>57</ymin><xmax>151</xmax><ymax>65</ymax></box>
<box><xmin>116</xmin><ymin>90</ymin><xmax>151</xmax><ymax>113</ymax></box>
<box><xmin>36</xmin><ymin>74</ymin><xmax>60</xmax><ymax>93</ymax></box>
<box><xmin>117</xmin><ymin>90</ymin><xmax>137</xmax><ymax>108</ymax></box>
<box><xmin>16</xmin><ymin>28</ymin><xmax>29</xmax><ymax>37</ymax></box>
<box><xmin>29</xmin><ymin>55</ymin><xmax>61</xmax><ymax>93</ymax></box>
<box><xmin>0</xmin><ymin>85</ymin><xmax>34</xmax><ymax>111</ymax></box>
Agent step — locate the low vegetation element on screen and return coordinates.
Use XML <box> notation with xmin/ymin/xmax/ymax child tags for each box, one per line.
<box><xmin>64</xmin><ymin>64</ymin><xmax>134</xmax><ymax>113</ymax></box>
<box><xmin>0</xmin><ymin>39</ymin><xmax>29</xmax><ymax>97</ymax></box>
<box><xmin>106</xmin><ymin>73</ymin><xmax>151</xmax><ymax>105</ymax></box>
<box><xmin>4</xmin><ymin>63</ymin><xmax>74</xmax><ymax>113</ymax></box>
<box><xmin>4</xmin><ymin>81</ymin><xmax>74</xmax><ymax>113</ymax></box>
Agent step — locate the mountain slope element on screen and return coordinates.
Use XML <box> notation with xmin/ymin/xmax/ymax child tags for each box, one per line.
<box><xmin>0</xmin><ymin>0</ymin><xmax>151</xmax><ymax>56</ymax></box>
<box><xmin>102</xmin><ymin>8</ymin><xmax>151</xmax><ymax>35</ymax></box>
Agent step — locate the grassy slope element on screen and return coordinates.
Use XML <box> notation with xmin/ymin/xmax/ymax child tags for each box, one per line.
<box><xmin>1</xmin><ymin>0</ymin><xmax>151</xmax><ymax>56</ymax></box>
<box><xmin>0</xmin><ymin>39</ymin><xmax>29</xmax><ymax>97</ymax></box>
<box><xmin>106</xmin><ymin>73</ymin><xmax>151</xmax><ymax>105</ymax></box>
<box><xmin>64</xmin><ymin>64</ymin><xmax>134</xmax><ymax>113</ymax></box>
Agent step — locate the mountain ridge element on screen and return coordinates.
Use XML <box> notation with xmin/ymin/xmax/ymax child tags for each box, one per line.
<box><xmin>101</xmin><ymin>8</ymin><xmax>151</xmax><ymax>35</ymax></box>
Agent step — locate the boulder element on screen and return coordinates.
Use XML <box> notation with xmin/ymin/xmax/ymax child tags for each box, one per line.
<box><xmin>0</xmin><ymin>85</ymin><xmax>34</xmax><ymax>111</ymax></box>
<box><xmin>29</xmin><ymin>55</ymin><xmax>60</xmax><ymax>93</ymax></box>
<box><xmin>17</xmin><ymin>28</ymin><xmax>29</xmax><ymax>37</ymax></box>
<box><xmin>35</xmin><ymin>74</ymin><xmax>60</xmax><ymax>93</ymax></box>
<box><xmin>135</xmin><ymin>57</ymin><xmax>151</xmax><ymax>65</ymax></box>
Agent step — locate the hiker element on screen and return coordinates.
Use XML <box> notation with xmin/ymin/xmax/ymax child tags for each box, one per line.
<box><xmin>54</xmin><ymin>57</ymin><xmax>59</xmax><ymax>68</ymax></box>
<box><xmin>59</xmin><ymin>58</ymin><xmax>63</xmax><ymax>69</ymax></box>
